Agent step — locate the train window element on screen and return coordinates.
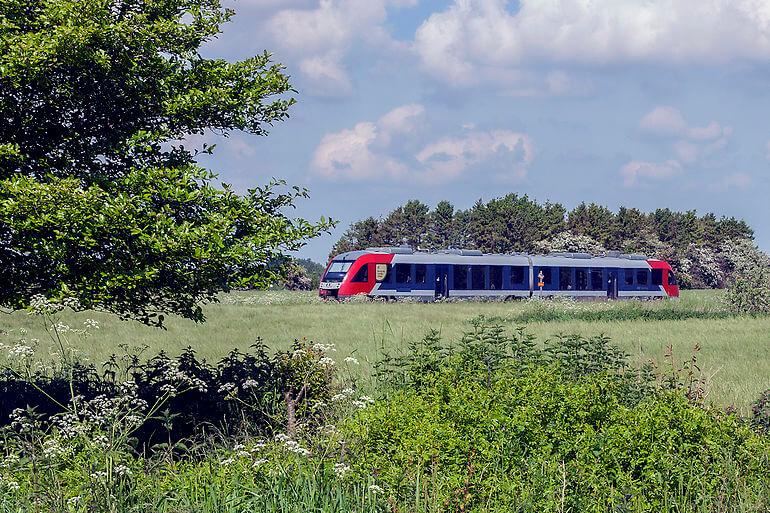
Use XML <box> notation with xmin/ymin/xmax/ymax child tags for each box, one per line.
<box><xmin>510</xmin><ymin>266</ymin><xmax>525</xmax><ymax>285</ymax></box>
<box><xmin>636</xmin><ymin>269</ymin><xmax>649</xmax><ymax>285</ymax></box>
<box><xmin>652</xmin><ymin>269</ymin><xmax>663</xmax><ymax>285</ymax></box>
<box><xmin>454</xmin><ymin>265</ymin><xmax>468</xmax><ymax>289</ymax></box>
<box><xmin>576</xmin><ymin>268</ymin><xmax>588</xmax><ymax>290</ymax></box>
<box><xmin>490</xmin><ymin>266</ymin><xmax>503</xmax><ymax>290</ymax></box>
<box><xmin>590</xmin><ymin>269</ymin><xmax>603</xmax><ymax>290</ymax></box>
<box><xmin>668</xmin><ymin>272</ymin><xmax>678</xmax><ymax>286</ymax></box>
<box><xmin>351</xmin><ymin>264</ymin><xmax>369</xmax><ymax>283</ymax></box>
<box><xmin>328</xmin><ymin>261</ymin><xmax>353</xmax><ymax>273</ymax></box>
<box><xmin>471</xmin><ymin>265</ymin><xmax>486</xmax><ymax>290</ymax></box>
<box><xmin>415</xmin><ymin>264</ymin><xmax>427</xmax><ymax>284</ymax></box>
<box><xmin>395</xmin><ymin>264</ymin><xmax>412</xmax><ymax>284</ymax></box>
<box><xmin>624</xmin><ymin>270</ymin><xmax>634</xmax><ymax>286</ymax></box>
<box><xmin>559</xmin><ymin>267</ymin><xmax>573</xmax><ymax>290</ymax></box>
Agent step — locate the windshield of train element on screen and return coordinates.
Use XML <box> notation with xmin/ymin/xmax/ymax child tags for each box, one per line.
<box><xmin>323</xmin><ymin>261</ymin><xmax>354</xmax><ymax>282</ymax></box>
<box><xmin>327</xmin><ymin>262</ymin><xmax>353</xmax><ymax>273</ymax></box>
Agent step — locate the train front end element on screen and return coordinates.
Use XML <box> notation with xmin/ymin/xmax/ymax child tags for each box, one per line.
<box><xmin>318</xmin><ymin>250</ymin><xmax>394</xmax><ymax>299</ymax></box>
<box><xmin>647</xmin><ymin>259</ymin><xmax>680</xmax><ymax>298</ymax></box>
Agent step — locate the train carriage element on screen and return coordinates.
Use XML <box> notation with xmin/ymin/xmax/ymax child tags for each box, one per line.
<box><xmin>318</xmin><ymin>247</ymin><xmax>679</xmax><ymax>300</ymax></box>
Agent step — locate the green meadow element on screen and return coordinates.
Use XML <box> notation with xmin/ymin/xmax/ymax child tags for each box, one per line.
<box><xmin>3</xmin><ymin>289</ymin><xmax>768</xmax><ymax>412</ymax></box>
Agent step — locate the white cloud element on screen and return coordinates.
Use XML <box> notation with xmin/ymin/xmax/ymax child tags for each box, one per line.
<box><xmin>639</xmin><ymin>106</ymin><xmax>688</xmax><ymax>138</ymax></box>
<box><xmin>264</xmin><ymin>0</ymin><xmax>412</xmax><ymax>96</ymax></box>
<box><xmin>312</xmin><ymin>104</ymin><xmax>425</xmax><ymax>180</ymax></box>
<box><xmin>415</xmin><ymin>0</ymin><xmax>770</xmax><ymax>87</ymax></box>
<box><xmin>620</xmin><ymin>160</ymin><xmax>682</xmax><ymax>186</ymax></box>
<box><xmin>377</xmin><ymin>104</ymin><xmax>425</xmax><ymax>145</ymax></box>
<box><xmin>416</xmin><ymin>130</ymin><xmax>534</xmax><ymax>181</ymax></box>
<box><xmin>640</xmin><ymin>106</ymin><xmax>731</xmax><ymax>142</ymax></box>
<box><xmin>713</xmin><ymin>172</ymin><xmax>752</xmax><ymax>191</ymax></box>
<box><xmin>312</xmin><ymin>105</ymin><xmax>535</xmax><ymax>182</ymax></box>
<box><xmin>622</xmin><ymin>106</ymin><xmax>735</xmax><ymax>186</ymax></box>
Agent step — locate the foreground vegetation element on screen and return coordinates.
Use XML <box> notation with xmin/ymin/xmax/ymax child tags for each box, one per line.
<box><xmin>1</xmin><ymin>290</ymin><xmax>768</xmax><ymax>410</ymax></box>
<box><xmin>0</xmin><ymin>318</ymin><xmax>767</xmax><ymax>512</ymax></box>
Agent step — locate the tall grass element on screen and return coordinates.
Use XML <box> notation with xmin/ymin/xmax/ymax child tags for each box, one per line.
<box><xmin>0</xmin><ymin>290</ymin><xmax>768</xmax><ymax>409</ymax></box>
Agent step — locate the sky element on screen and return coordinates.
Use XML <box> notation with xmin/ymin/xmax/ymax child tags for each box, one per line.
<box><xmin>199</xmin><ymin>0</ymin><xmax>770</xmax><ymax>263</ymax></box>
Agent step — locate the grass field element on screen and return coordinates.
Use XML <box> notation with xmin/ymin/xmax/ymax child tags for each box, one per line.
<box><xmin>1</xmin><ymin>289</ymin><xmax>768</xmax><ymax>411</ymax></box>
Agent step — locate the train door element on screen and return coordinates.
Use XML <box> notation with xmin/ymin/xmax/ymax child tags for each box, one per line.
<box><xmin>607</xmin><ymin>269</ymin><xmax>618</xmax><ymax>299</ymax></box>
<box><xmin>434</xmin><ymin>265</ymin><xmax>449</xmax><ymax>299</ymax></box>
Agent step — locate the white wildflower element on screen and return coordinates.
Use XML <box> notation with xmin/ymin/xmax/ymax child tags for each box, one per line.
<box><xmin>242</xmin><ymin>379</ymin><xmax>259</xmax><ymax>389</ymax></box>
<box><xmin>2</xmin><ymin>453</ymin><xmax>19</xmax><ymax>468</ymax></box>
<box><xmin>368</xmin><ymin>484</ymin><xmax>384</xmax><ymax>494</ymax></box>
<box><xmin>62</xmin><ymin>296</ymin><xmax>81</xmax><ymax>310</ymax></box>
<box><xmin>52</xmin><ymin>322</ymin><xmax>71</xmax><ymax>333</ymax></box>
<box><xmin>343</xmin><ymin>356</ymin><xmax>359</xmax><ymax>365</ymax></box>
<box><xmin>83</xmin><ymin>319</ymin><xmax>100</xmax><ymax>329</ymax></box>
<box><xmin>318</xmin><ymin>356</ymin><xmax>336</xmax><ymax>367</ymax></box>
<box><xmin>114</xmin><ymin>464</ymin><xmax>132</xmax><ymax>477</ymax></box>
<box><xmin>333</xmin><ymin>462</ymin><xmax>350</xmax><ymax>478</ymax></box>
<box><xmin>42</xmin><ymin>439</ymin><xmax>67</xmax><ymax>459</ymax></box>
<box><xmin>218</xmin><ymin>382</ymin><xmax>237</xmax><ymax>394</ymax></box>
<box><xmin>8</xmin><ymin>344</ymin><xmax>34</xmax><ymax>359</ymax></box>
<box><xmin>159</xmin><ymin>383</ymin><xmax>177</xmax><ymax>394</ymax></box>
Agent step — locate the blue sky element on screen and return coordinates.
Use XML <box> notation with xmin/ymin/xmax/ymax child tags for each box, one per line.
<box><xmin>200</xmin><ymin>0</ymin><xmax>770</xmax><ymax>263</ymax></box>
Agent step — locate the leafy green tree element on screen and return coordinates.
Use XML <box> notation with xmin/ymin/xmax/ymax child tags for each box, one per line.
<box><xmin>376</xmin><ymin>200</ymin><xmax>430</xmax><ymax>248</ymax></box>
<box><xmin>652</xmin><ymin>208</ymin><xmax>698</xmax><ymax>249</ymax></box>
<box><xmin>426</xmin><ymin>200</ymin><xmax>455</xmax><ymax>249</ymax></box>
<box><xmin>0</xmin><ymin>0</ymin><xmax>332</xmax><ymax>324</ymax></box>
<box><xmin>568</xmin><ymin>203</ymin><xmax>615</xmax><ymax>247</ymax></box>
<box><xmin>610</xmin><ymin>207</ymin><xmax>654</xmax><ymax>252</ymax></box>
<box><xmin>329</xmin><ymin>216</ymin><xmax>382</xmax><ymax>257</ymax></box>
<box><xmin>716</xmin><ymin>216</ymin><xmax>754</xmax><ymax>242</ymax></box>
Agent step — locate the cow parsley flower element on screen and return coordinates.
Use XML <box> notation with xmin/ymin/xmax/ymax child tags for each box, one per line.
<box><xmin>83</xmin><ymin>319</ymin><xmax>100</xmax><ymax>330</ymax></box>
<box><xmin>334</xmin><ymin>463</ymin><xmax>350</xmax><ymax>478</ymax></box>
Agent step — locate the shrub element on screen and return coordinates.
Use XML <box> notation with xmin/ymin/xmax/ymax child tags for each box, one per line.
<box><xmin>282</xmin><ymin>261</ymin><xmax>313</xmax><ymax>291</ymax></box>
<box><xmin>725</xmin><ymin>263</ymin><xmax>770</xmax><ymax>314</ymax></box>
<box><xmin>348</xmin><ymin>322</ymin><xmax>770</xmax><ymax>512</ymax></box>
<box><xmin>753</xmin><ymin>389</ymin><xmax>770</xmax><ymax>435</ymax></box>
<box><xmin>534</xmin><ymin>231</ymin><xmax>606</xmax><ymax>254</ymax></box>
<box><xmin>0</xmin><ymin>338</ymin><xmax>340</xmax><ymax>451</ymax></box>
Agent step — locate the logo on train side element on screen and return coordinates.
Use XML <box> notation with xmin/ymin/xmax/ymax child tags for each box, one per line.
<box><xmin>375</xmin><ymin>263</ymin><xmax>388</xmax><ymax>281</ymax></box>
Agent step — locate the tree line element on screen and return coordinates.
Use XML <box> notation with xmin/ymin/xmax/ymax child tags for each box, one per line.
<box><xmin>330</xmin><ymin>196</ymin><xmax>756</xmax><ymax>289</ymax></box>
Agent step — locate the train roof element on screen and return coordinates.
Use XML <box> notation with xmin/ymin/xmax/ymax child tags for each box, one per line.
<box><xmin>332</xmin><ymin>247</ymin><xmax>667</xmax><ymax>269</ymax></box>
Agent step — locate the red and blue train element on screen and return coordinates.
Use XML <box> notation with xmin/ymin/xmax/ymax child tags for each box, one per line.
<box><xmin>319</xmin><ymin>247</ymin><xmax>679</xmax><ymax>300</ymax></box>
